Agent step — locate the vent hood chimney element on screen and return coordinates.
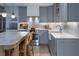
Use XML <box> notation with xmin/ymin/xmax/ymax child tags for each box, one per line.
<box><xmin>27</xmin><ymin>6</ymin><xmax>39</xmax><ymax>16</ymax></box>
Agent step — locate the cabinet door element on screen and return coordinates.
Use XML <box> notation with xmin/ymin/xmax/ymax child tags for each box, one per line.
<box><xmin>53</xmin><ymin>3</ymin><xmax>67</xmax><ymax>22</ymax></box>
<box><xmin>51</xmin><ymin>35</ymin><xmax>56</xmax><ymax>56</ymax></box>
<box><xmin>57</xmin><ymin>39</ymin><xmax>77</xmax><ymax>56</ymax></box>
<box><xmin>40</xmin><ymin>7</ymin><xmax>48</xmax><ymax>22</ymax></box>
<box><xmin>48</xmin><ymin>39</ymin><xmax>53</xmax><ymax>55</ymax></box>
<box><xmin>39</xmin><ymin>30</ymin><xmax>49</xmax><ymax>45</ymax></box>
<box><xmin>47</xmin><ymin>6</ymin><xmax>54</xmax><ymax>22</ymax></box>
<box><xmin>9</xmin><ymin>23</ymin><xmax>17</xmax><ymax>29</ymax></box>
<box><xmin>48</xmin><ymin>34</ymin><xmax>56</xmax><ymax>56</ymax></box>
<box><xmin>53</xmin><ymin>4</ymin><xmax>59</xmax><ymax>22</ymax></box>
<box><xmin>75</xmin><ymin>40</ymin><xmax>79</xmax><ymax>56</ymax></box>
<box><xmin>59</xmin><ymin>3</ymin><xmax>67</xmax><ymax>22</ymax></box>
<box><xmin>68</xmin><ymin>3</ymin><xmax>79</xmax><ymax>21</ymax></box>
<box><xmin>19</xmin><ymin>7</ymin><xmax>27</xmax><ymax>22</ymax></box>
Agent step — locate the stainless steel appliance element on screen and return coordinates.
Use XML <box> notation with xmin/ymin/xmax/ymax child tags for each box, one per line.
<box><xmin>0</xmin><ymin>15</ymin><xmax>6</xmax><ymax>32</ymax></box>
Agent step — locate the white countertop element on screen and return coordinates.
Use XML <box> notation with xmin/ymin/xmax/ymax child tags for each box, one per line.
<box><xmin>50</xmin><ymin>32</ymin><xmax>79</xmax><ymax>39</ymax></box>
<box><xmin>36</xmin><ymin>28</ymin><xmax>60</xmax><ymax>32</ymax></box>
<box><xmin>48</xmin><ymin>29</ymin><xmax>59</xmax><ymax>33</ymax></box>
<box><xmin>0</xmin><ymin>31</ymin><xmax>28</xmax><ymax>46</ymax></box>
<box><xmin>36</xmin><ymin>28</ymin><xmax>79</xmax><ymax>39</ymax></box>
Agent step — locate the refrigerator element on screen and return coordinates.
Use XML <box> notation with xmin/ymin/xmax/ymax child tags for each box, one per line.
<box><xmin>0</xmin><ymin>15</ymin><xmax>6</xmax><ymax>32</ymax></box>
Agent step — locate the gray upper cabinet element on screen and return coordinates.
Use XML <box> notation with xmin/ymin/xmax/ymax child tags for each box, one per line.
<box><xmin>53</xmin><ymin>3</ymin><xmax>60</xmax><ymax>22</ymax></box>
<box><xmin>40</xmin><ymin>7</ymin><xmax>48</xmax><ymax>22</ymax></box>
<box><xmin>53</xmin><ymin>3</ymin><xmax>67</xmax><ymax>22</ymax></box>
<box><xmin>59</xmin><ymin>4</ymin><xmax>67</xmax><ymax>22</ymax></box>
<box><xmin>40</xmin><ymin>6</ymin><xmax>54</xmax><ymax>22</ymax></box>
<box><xmin>47</xmin><ymin>6</ymin><xmax>54</xmax><ymax>22</ymax></box>
<box><xmin>19</xmin><ymin>7</ymin><xmax>27</xmax><ymax>22</ymax></box>
<box><xmin>40</xmin><ymin>3</ymin><xmax>79</xmax><ymax>22</ymax></box>
<box><xmin>67</xmin><ymin>3</ymin><xmax>79</xmax><ymax>22</ymax></box>
<box><xmin>53</xmin><ymin>3</ymin><xmax>79</xmax><ymax>22</ymax></box>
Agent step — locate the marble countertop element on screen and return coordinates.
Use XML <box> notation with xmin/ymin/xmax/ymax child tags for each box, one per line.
<box><xmin>36</xmin><ymin>28</ymin><xmax>60</xmax><ymax>32</ymax></box>
<box><xmin>0</xmin><ymin>30</ymin><xmax>28</xmax><ymax>49</ymax></box>
<box><xmin>50</xmin><ymin>32</ymin><xmax>79</xmax><ymax>39</ymax></box>
<box><xmin>48</xmin><ymin>29</ymin><xmax>59</xmax><ymax>33</ymax></box>
<box><xmin>36</xmin><ymin>28</ymin><xmax>79</xmax><ymax>39</ymax></box>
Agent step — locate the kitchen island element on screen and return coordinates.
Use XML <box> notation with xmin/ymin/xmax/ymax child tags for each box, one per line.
<box><xmin>0</xmin><ymin>30</ymin><xmax>28</xmax><ymax>56</ymax></box>
<box><xmin>48</xmin><ymin>32</ymin><xmax>79</xmax><ymax>56</ymax></box>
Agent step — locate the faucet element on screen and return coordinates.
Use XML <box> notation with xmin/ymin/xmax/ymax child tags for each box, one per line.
<box><xmin>56</xmin><ymin>25</ymin><xmax>63</xmax><ymax>33</ymax></box>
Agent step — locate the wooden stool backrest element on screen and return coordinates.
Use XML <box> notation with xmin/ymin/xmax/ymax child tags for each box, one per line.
<box><xmin>26</xmin><ymin>32</ymin><xmax>33</xmax><ymax>45</ymax></box>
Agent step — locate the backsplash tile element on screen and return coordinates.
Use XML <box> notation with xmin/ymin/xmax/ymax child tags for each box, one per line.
<box><xmin>63</xmin><ymin>22</ymin><xmax>79</xmax><ymax>37</ymax></box>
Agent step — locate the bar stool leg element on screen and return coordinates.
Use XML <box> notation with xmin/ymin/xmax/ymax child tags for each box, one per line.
<box><xmin>5</xmin><ymin>49</ymin><xmax>10</xmax><ymax>56</ymax></box>
<box><xmin>32</xmin><ymin>44</ymin><xmax>34</xmax><ymax>56</ymax></box>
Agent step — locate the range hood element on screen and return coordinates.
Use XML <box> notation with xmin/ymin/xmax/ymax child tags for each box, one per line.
<box><xmin>27</xmin><ymin>6</ymin><xmax>39</xmax><ymax>16</ymax></box>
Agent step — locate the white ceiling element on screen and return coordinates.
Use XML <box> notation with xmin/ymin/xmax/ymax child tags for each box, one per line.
<box><xmin>0</xmin><ymin>3</ymin><xmax>53</xmax><ymax>6</ymax></box>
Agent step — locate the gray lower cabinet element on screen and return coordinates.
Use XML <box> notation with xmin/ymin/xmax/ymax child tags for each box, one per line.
<box><xmin>48</xmin><ymin>34</ymin><xmax>79</xmax><ymax>56</ymax></box>
<box><xmin>9</xmin><ymin>23</ymin><xmax>17</xmax><ymax>29</ymax></box>
<box><xmin>38</xmin><ymin>30</ymin><xmax>49</xmax><ymax>45</ymax></box>
<box><xmin>48</xmin><ymin>34</ymin><xmax>55</xmax><ymax>56</ymax></box>
<box><xmin>48</xmin><ymin>39</ymin><xmax>53</xmax><ymax>55</ymax></box>
<box><xmin>56</xmin><ymin>39</ymin><xmax>77</xmax><ymax>56</ymax></box>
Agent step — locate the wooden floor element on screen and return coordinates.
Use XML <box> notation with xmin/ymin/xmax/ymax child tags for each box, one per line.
<box><xmin>33</xmin><ymin>45</ymin><xmax>50</xmax><ymax>56</ymax></box>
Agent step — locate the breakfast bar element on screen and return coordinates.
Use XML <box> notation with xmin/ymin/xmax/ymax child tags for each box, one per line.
<box><xmin>0</xmin><ymin>30</ymin><xmax>28</xmax><ymax>56</ymax></box>
<box><xmin>48</xmin><ymin>32</ymin><xmax>79</xmax><ymax>56</ymax></box>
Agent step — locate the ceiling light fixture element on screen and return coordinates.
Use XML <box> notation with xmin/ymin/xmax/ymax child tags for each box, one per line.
<box><xmin>35</xmin><ymin>17</ymin><xmax>39</xmax><ymax>23</ymax></box>
<box><xmin>11</xmin><ymin>4</ymin><xmax>16</xmax><ymax>19</ymax></box>
<box><xmin>1</xmin><ymin>4</ymin><xmax>7</xmax><ymax>17</ymax></box>
<box><xmin>11</xmin><ymin>12</ymin><xmax>16</xmax><ymax>19</ymax></box>
<box><xmin>2</xmin><ymin>12</ymin><xmax>7</xmax><ymax>17</ymax></box>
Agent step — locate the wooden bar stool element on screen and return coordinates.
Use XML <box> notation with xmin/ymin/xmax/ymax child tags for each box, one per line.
<box><xmin>25</xmin><ymin>32</ymin><xmax>34</xmax><ymax>56</ymax></box>
<box><xmin>4</xmin><ymin>48</ymin><xmax>14</xmax><ymax>56</ymax></box>
<box><xmin>4</xmin><ymin>45</ymin><xmax>19</xmax><ymax>56</ymax></box>
<box><xmin>19</xmin><ymin>38</ymin><xmax>26</xmax><ymax>56</ymax></box>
